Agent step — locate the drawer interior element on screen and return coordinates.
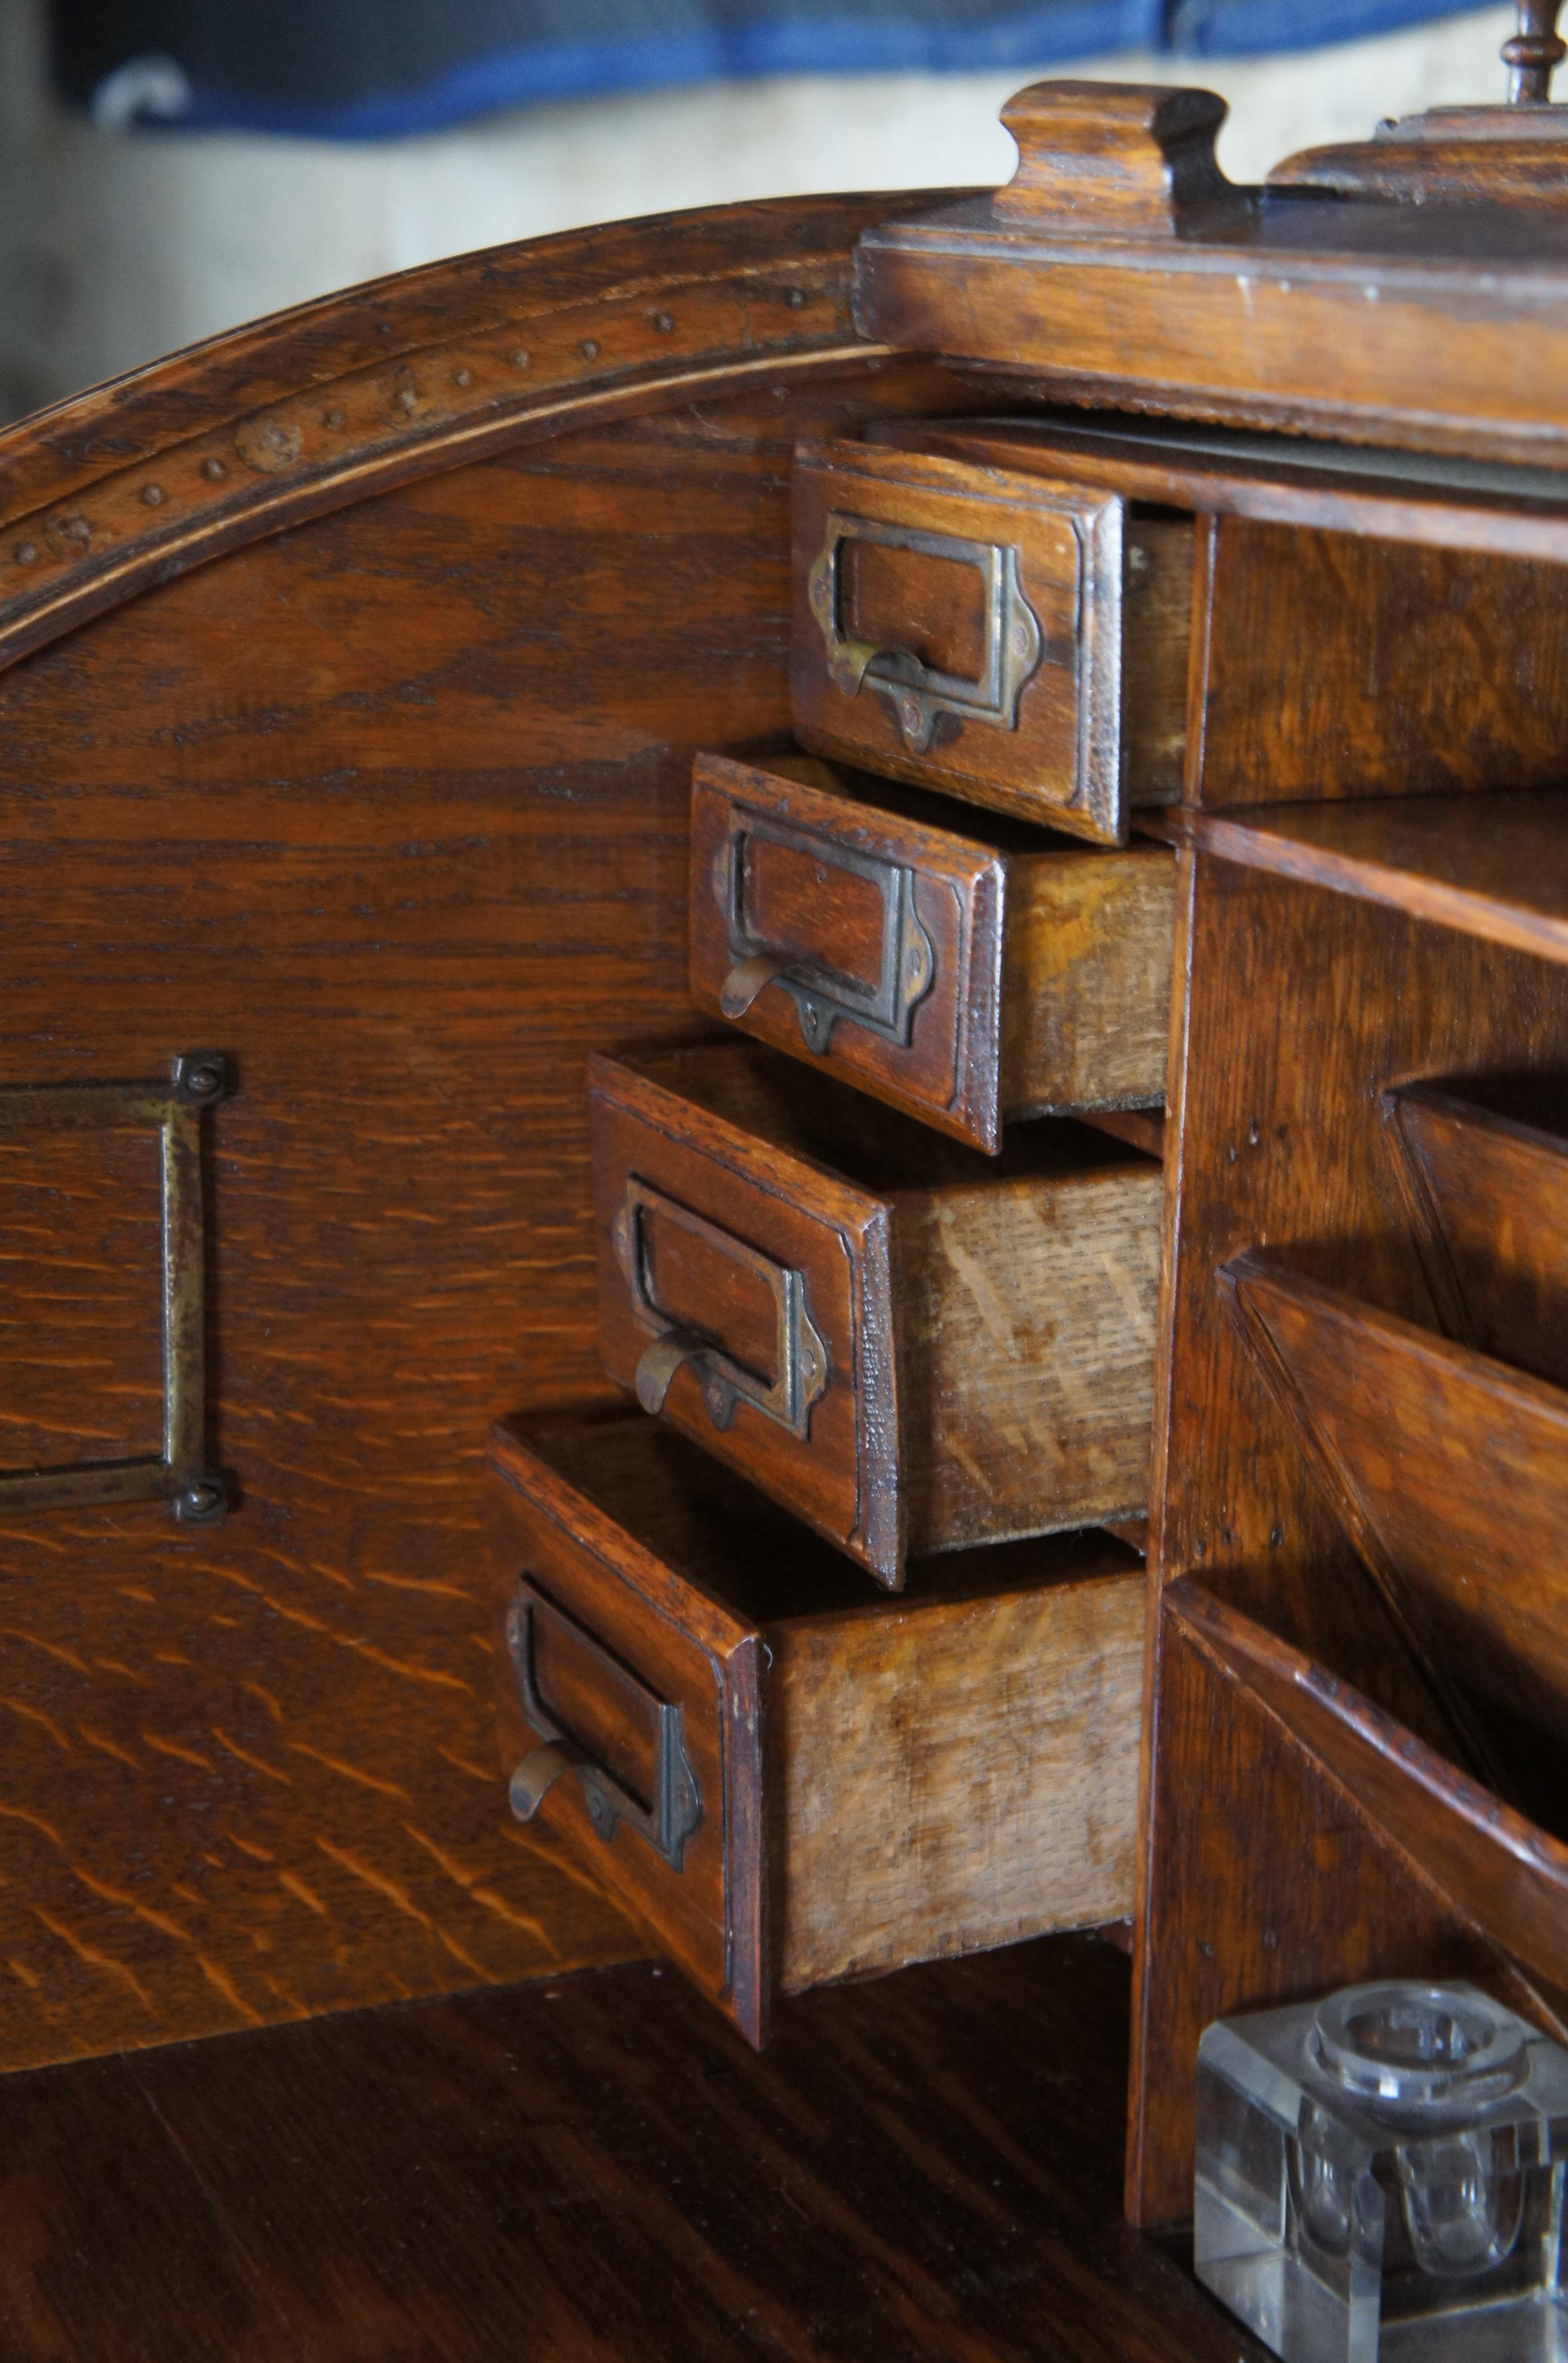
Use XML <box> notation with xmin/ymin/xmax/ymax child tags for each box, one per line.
<box><xmin>622</xmin><ymin>1036</ymin><xmax>1143</xmax><ymax>1196</ymax></box>
<box><xmin>515</xmin><ymin>1411</ymin><xmax>1138</xmax><ymax>1629</ymax></box>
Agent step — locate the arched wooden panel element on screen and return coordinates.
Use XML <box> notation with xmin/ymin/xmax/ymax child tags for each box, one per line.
<box><xmin>0</xmin><ymin>194</ymin><xmax>961</xmax><ymax>2070</ymax></box>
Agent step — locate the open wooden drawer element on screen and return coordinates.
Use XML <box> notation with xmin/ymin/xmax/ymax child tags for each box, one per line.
<box><xmin>489</xmin><ymin>1413</ymin><xmax>1144</xmax><ymax>2046</ymax></box>
<box><xmin>791</xmin><ymin>440</ymin><xmax>1193</xmax><ymax>845</ymax></box>
<box><xmin>689</xmin><ymin>750</ymin><xmax>1174</xmax><ymax>1151</ymax></box>
<box><xmin>589</xmin><ymin>1038</ymin><xmax>1161</xmax><ymax>1583</ymax></box>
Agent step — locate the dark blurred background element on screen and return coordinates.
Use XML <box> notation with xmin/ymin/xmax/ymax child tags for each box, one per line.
<box><xmin>0</xmin><ymin>0</ymin><xmax>1516</xmax><ymax>421</ymax></box>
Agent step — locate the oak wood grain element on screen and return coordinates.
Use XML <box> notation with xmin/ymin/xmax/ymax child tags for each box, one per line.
<box><xmin>854</xmin><ymin>120</ymin><xmax>1568</xmax><ymax>465</ymax></box>
<box><xmin>1226</xmin><ymin>1252</ymin><xmax>1568</xmax><ymax>1785</ymax></box>
<box><xmin>1385</xmin><ymin>1076</ymin><xmax>1568</xmax><ymax>1385</ymax></box>
<box><xmin>1172</xmin><ymin>1580</ymin><xmax>1568</xmax><ymax>2011</ymax></box>
<box><xmin>897</xmin><ymin>1166</ymin><xmax>1160</xmax><ymax>1552</ymax></box>
<box><xmin>1131</xmin><ymin>1582</ymin><xmax>1567</xmax><ymax>2227</ymax></box>
<box><xmin>1181</xmin><ymin>791</ymin><xmax>1568</xmax><ymax>962</ymax></box>
<box><xmin>89</xmin><ymin>1936</ymin><xmax>1270</xmax><ymax>2363</ymax></box>
<box><xmin>773</xmin><ymin>1568</ymin><xmax>1144</xmax><ymax>1990</ymax></box>
<box><xmin>0</xmin><ymin>239</ymin><xmax>956</xmax><ymax>2069</ymax></box>
<box><xmin>791</xmin><ymin>440</ymin><xmax>1185</xmax><ymax>845</ymax></box>
<box><xmin>491</xmin><ymin>1412</ymin><xmax>1142</xmax><ymax>2041</ymax></box>
<box><xmin>1130</xmin><ymin>850</ymin><xmax>1568</xmax><ymax>2223</ymax></box>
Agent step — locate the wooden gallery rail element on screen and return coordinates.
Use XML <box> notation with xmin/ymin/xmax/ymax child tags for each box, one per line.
<box><xmin>0</xmin><ymin>11</ymin><xmax>1563</xmax><ymax>2298</ymax></box>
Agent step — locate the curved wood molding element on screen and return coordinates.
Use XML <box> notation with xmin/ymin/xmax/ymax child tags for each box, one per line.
<box><xmin>0</xmin><ymin>191</ymin><xmax>933</xmax><ymax>678</ymax></box>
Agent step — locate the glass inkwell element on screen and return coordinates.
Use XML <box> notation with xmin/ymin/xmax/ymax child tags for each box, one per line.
<box><xmin>1195</xmin><ymin>1980</ymin><xmax>1568</xmax><ymax>2359</ymax></box>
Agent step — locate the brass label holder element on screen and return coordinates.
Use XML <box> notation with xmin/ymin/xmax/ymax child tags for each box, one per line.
<box><xmin>505</xmin><ymin>1579</ymin><xmax>701</xmax><ymax>1872</ymax></box>
<box><xmin>807</xmin><ymin>510</ymin><xmax>1042</xmax><ymax>754</ymax></box>
<box><xmin>612</xmin><ymin>1176</ymin><xmax>828</xmax><ymax>1440</ymax></box>
<box><xmin>0</xmin><ymin>1052</ymin><xmax>229</xmax><ymax>1524</ymax></box>
<box><xmin>712</xmin><ymin>808</ymin><xmax>934</xmax><ymax>1056</ymax></box>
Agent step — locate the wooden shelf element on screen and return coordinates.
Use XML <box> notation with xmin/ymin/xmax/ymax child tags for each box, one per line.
<box><xmin>1224</xmin><ymin>1250</ymin><xmax>1568</xmax><ymax>1779</ymax></box>
<box><xmin>1167</xmin><ymin>1579</ymin><xmax>1568</xmax><ymax>2008</ymax></box>
<box><xmin>1183</xmin><ymin>792</ymin><xmax>1568</xmax><ymax>964</ymax></box>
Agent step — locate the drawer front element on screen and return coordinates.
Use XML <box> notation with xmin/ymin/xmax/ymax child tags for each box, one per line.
<box><xmin>689</xmin><ymin>754</ymin><xmax>1008</xmax><ymax>1152</ymax></box>
<box><xmin>488</xmin><ymin>1421</ymin><xmax>768</xmax><ymax>2042</ymax></box>
<box><xmin>588</xmin><ymin>1050</ymin><xmax>901</xmax><ymax>1582</ymax></box>
<box><xmin>792</xmin><ymin>440</ymin><xmax>1129</xmax><ymax>844</ymax></box>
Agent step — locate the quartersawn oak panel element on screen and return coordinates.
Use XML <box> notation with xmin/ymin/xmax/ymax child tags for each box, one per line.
<box><xmin>1133</xmin><ymin>1580</ymin><xmax>1568</xmax><ymax>2230</ymax></box>
<box><xmin>0</xmin><ymin>1127</ymin><xmax>164</xmax><ymax>1472</ymax></box>
<box><xmin>773</xmin><ymin>1574</ymin><xmax>1142</xmax><ymax>1991</ymax></box>
<box><xmin>1226</xmin><ymin>1252</ymin><xmax>1568</xmax><ymax>1785</ymax></box>
<box><xmin>1130</xmin><ymin>850</ymin><xmax>1568</xmax><ymax>2225</ymax></box>
<box><xmin>1196</xmin><ymin>520</ymin><xmax>1568</xmax><ymax>808</ymax></box>
<box><xmin>0</xmin><ymin>330</ymin><xmax>954</xmax><ymax>2070</ymax></box>
<box><xmin>1385</xmin><ymin>1075</ymin><xmax>1568</xmax><ymax>1385</ymax></box>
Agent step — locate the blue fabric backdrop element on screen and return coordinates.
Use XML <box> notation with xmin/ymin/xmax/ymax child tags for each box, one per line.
<box><xmin>52</xmin><ymin>0</ymin><xmax>1469</xmax><ymax>140</ymax></box>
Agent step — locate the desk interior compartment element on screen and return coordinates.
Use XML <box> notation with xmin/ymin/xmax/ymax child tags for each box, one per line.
<box><xmin>491</xmin><ymin>1413</ymin><xmax>1145</xmax><ymax>2046</ymax></box>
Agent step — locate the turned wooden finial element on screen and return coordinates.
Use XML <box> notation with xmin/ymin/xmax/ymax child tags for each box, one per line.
<box><xmin>1502</xmin><ymin>1</ymin><xmax>1565</xmax><ymax>102</ymax></box>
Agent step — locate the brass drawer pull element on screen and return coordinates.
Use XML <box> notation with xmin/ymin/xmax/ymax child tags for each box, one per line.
<box><xmin>505</xmin><ymin>1580</ymin><xmax>701</xmax><ymax>1872</ymax></box>
<box><xmin>508</xmin><ymin>1738</ymin><xmax>586</xmax><ymax>1821</ymax></box>
<box><xmin>712</xmin><ymin>813</ymin><xmax>934</xmax><ymax>1057</ymax></box>
<box><xmin>612</xmin><ymin>1176</ymin><xmax>828</xmax><ymax>1440</ymax></box>
<box><xmin>807</xmin><ymin>510</ymin><xmax>1042</xmax><ymax>755</ymax></box>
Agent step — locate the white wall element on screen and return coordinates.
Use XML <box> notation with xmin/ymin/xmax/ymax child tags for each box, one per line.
<box><xmin>0</xmin><ymin>1</ymin><xmax>1519</xmax><ymax>421</ymax></box>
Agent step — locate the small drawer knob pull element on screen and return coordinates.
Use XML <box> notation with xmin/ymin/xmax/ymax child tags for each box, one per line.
<box><xmin>509</xmin><ymin>1739</ymin><xmax>584</xmax><ymax>1822</ymax></box>
<box><xmin>720</xmin><ymin>953</ymin><xmax>785</xmax><ymax>1020</ymax></box>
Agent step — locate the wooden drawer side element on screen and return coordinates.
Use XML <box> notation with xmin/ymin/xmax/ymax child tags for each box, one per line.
<box><xmin>897</xmin><ymin>1163</ymin><xmax>1162</xmax><ymax>1550</ymax></box>
<box><xmin>770</xmin><ymin>1570</ymin><xmax>1144</xmax><ymax>1991</ymax></box>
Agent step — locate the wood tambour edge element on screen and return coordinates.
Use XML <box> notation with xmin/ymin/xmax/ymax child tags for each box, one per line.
<box><xmin>871</xmin><ymin>415</ymin><xmax>1568</xmax><ymax>567</ymax></box>
<box><xmin>1149</xmin><ymin>793</ymin><xmax>1568</xmax><ymax>964</ymax></box>
<box><xmin>1167</xmin><ymin>1578</ymin><xmax>1568</xmax><ymax>2013</ymax></box>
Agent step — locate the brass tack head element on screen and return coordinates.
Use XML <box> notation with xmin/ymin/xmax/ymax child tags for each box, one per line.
<box><xmin>453</xmin><ymin>366</ymin><xmax>472</xmax><ymax>387</ymax></box>
<box><xmin>175</xmin><ymin>1478</ymin><xmax>226</xmax><ymax>1525</ymax></box>
<box><xmin>13</xmin><ymin>541</ymin><xmax>36</xmax><ymax>565</ymax></box>
<box><xmin>395</xmin><ymin>385</ymin><xmax>418</xmax><ymax>413</ymax></box>
<box><xmin>652</xmin><ymin>311</ymin><xmax>674</xmax><ymax>333</ymax></box>
<box><xmin>201</xmin><ymin>456</ymin><xmax>227</xmax><ymax>480</ymax></box>
<box><xmin>323</xmin><ymin>407</ymin><xmax>346</xmax><ymax>429</ymax></box>
<box><xmin>141</xmin><ymin>484</ymin><xmax>165</xmax><ymax>506</ymax></box>
<box><xmin>579</xmin><ymin>338</ymin><xmax>601</xmax><ymax>360</ymax></box>
<box><xmin>787</xmin><ymin>287</ymin><xmax>807</xmax><ymax>308</ymax></box>
<box><xmin>510</xmin><ymin>348</ymin><xmax>531</xmax><ymax>369</ymax></box>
